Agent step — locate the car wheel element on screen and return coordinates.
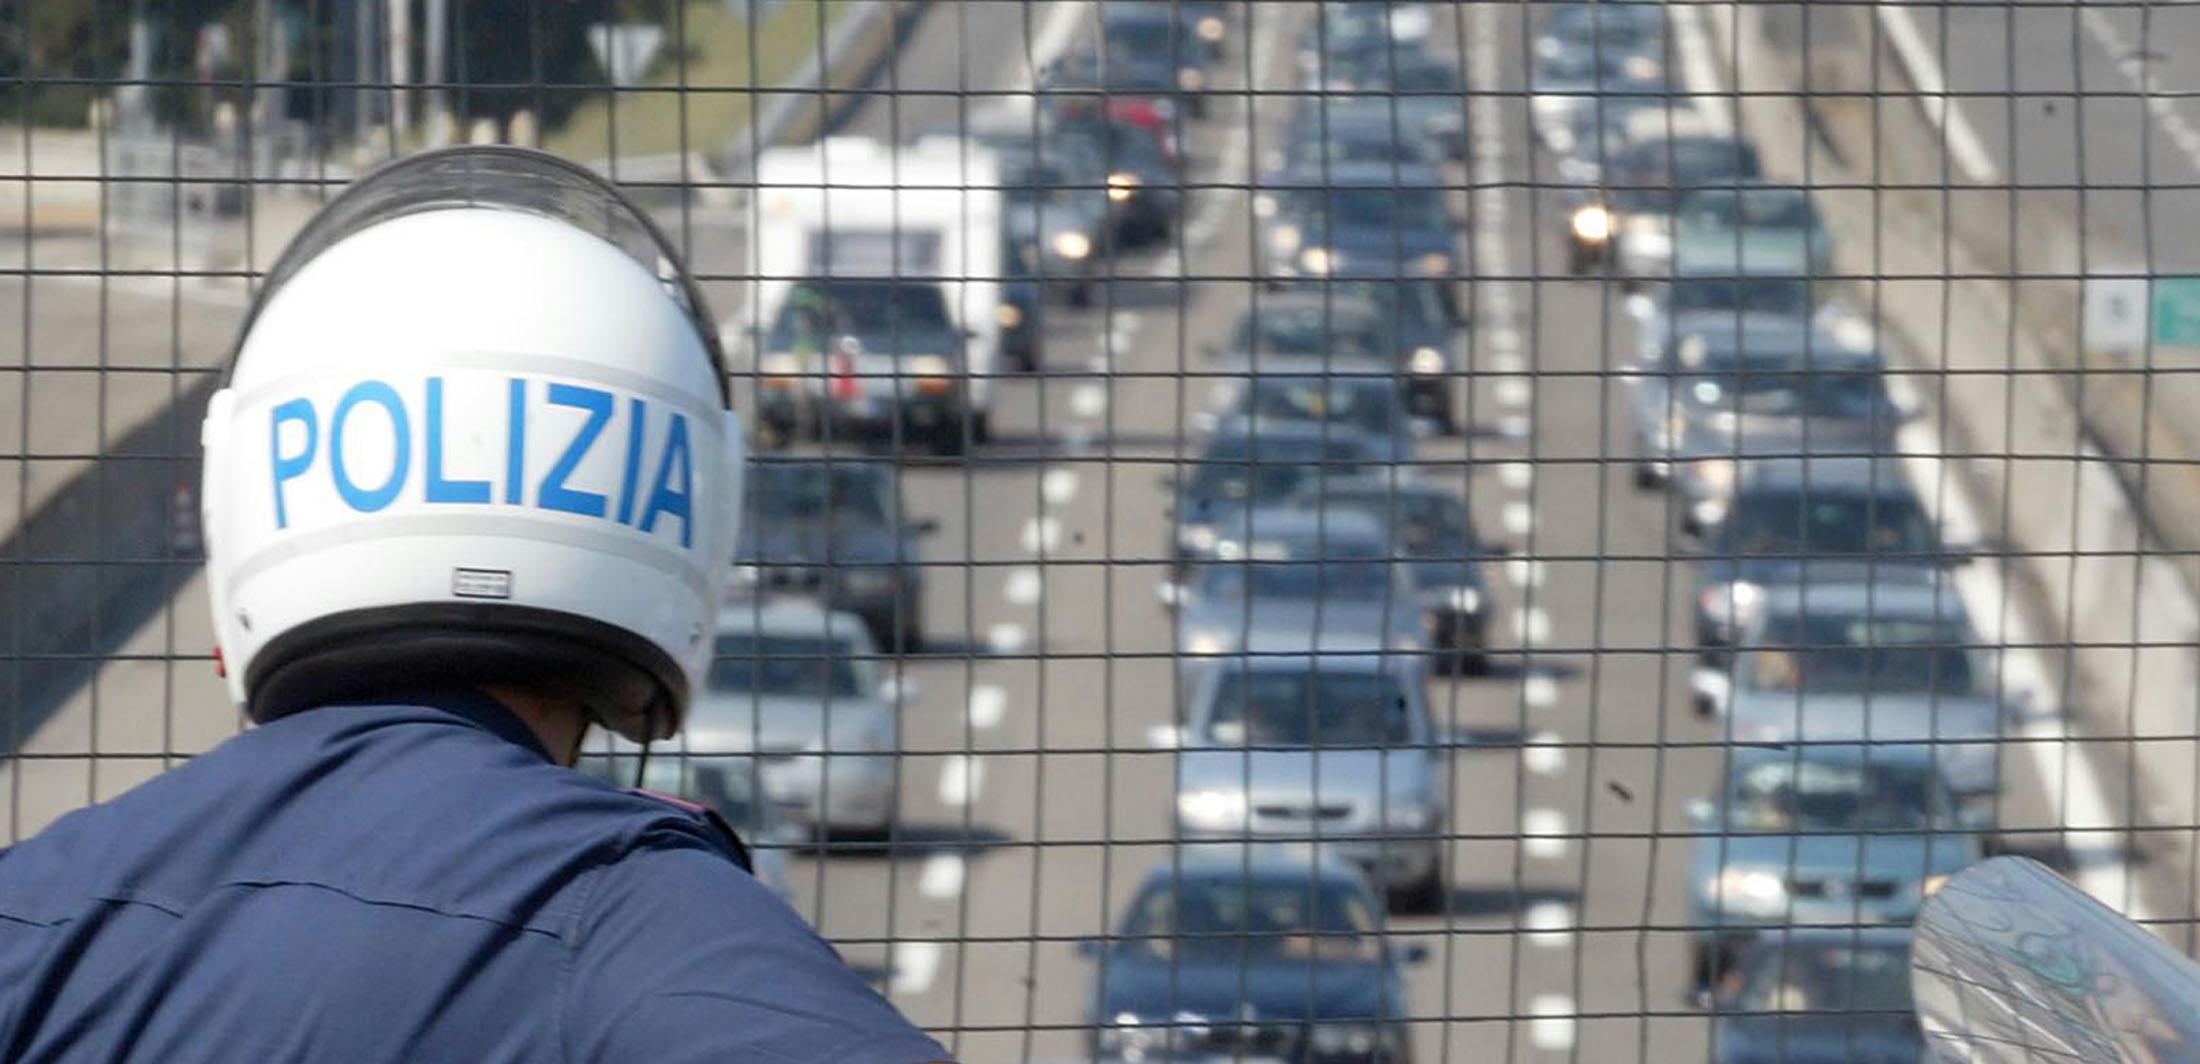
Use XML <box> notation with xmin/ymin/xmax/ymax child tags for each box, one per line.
<box><xmin>1633</xmin><ymin>462</ymin><xmax>1662</xmax><ymax>490</ymax></box>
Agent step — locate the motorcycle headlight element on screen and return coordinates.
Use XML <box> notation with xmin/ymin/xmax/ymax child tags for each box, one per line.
<box><xmin>1416</xmin><ymin>251</ymin><xmax>1452</xmax><ymax>276</ymax></box>
<box><xmin>1269</xmin><ymin>223</ymin><xmax>1302</xmax><ymax>254</ymax></box>
<box><xmin>1299</xmin><ymin>247</ymin><xmax>1334</xmax><ymax>275</ymax></box>
<box><xmin>1692</xmin><ymin>457</ymin><xmax>1737</xmax><ymax>492</ymax></box>
<box><xmin>1199</xmin><ymin>15</ymin><xmax>1226</xmax><ymax>41</ymax></box>
<box><xmin>1571</xmin><ymin>204</ymin><xmax>1613</xmax><ymax>242</ymax></box>
<box><xmin>996</xmin><ymin>302</ymin><xmax>1023</xmax><ymax>330</ymax></box>
<box><xmin>1178</xmin><ymin>789</ymin><xmax>1248</xmax><ymax>829</ymax></box>
<box><xmin>1710</xmin><ymin>867</ymin><xmax>1788</xmax><ymax>915</ymax></box>
<box><xmin>1177</xmin><ymin>66</ymin><xmax>1204</xmax><ymax>91</ymax></box>
<box><xmin>1051</xmin><ymin>230</ymin><xmax>1093</xmax><ymax>261</ymax></box>
<box><xmin>1107</xmin><ymin>171</ymin><xmax>1141</xmax><ymax>202</ymax></box>
<box><xmin>1410</xmin><ymin>345</ymin><xmax>1446</xmax><ymax>375</ymax></box>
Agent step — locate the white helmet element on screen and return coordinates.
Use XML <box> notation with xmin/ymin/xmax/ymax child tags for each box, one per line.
<box><xmin>200</xmin><ymin>147</ymin><xmax>742</xmax><ymax>742</ymax></box>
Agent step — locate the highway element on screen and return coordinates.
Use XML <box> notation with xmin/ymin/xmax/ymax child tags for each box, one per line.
<box><xmin>2</xmin><ymin>3</ymin><xmax>2193</xmax><ymax>1062</ymax></box>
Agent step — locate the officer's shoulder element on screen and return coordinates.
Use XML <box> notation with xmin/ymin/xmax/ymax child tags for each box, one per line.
<box><xmin>557</xmin><ymin>771</ymin><xmax>754</xmax><ymax>872</ymax></box>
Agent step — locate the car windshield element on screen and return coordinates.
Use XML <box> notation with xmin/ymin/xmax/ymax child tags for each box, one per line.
<box><xmin>1121</xmin><ymin>876</ymin><xmax>1380</xmax><ymax>960</ymax></box>
<box><xmin>1547</xmin><ymin>4</ymin><xmax>1663</xmax><ymax>46</ymax></box>
<box><xmin>766</xmin><ymin>280</ymin><xmax>957</xmax><ymax>351</ymax></box>
<box><xmin>1287</xmin><ymin>186</ymin><xmax>1448</xmax><ymax>231</ymax></box>
<box><xmin>1718</xmin><ymin>487</ymin><xmax>1938</xmax><ymax>557</ymax></box>
<box><xmin>1242</xmin><ymin>378</ymin><xmax>1401</xmax><ymax>437</ymax></box>
<box><xmin>1724</xmin><ymin>755</ymin><xmax>1945</xmax><ymax>831</ymax></box>
<box><xmin>1205</xmin><ymin>667</ymin><xmax>1414</xmax><ymax>746</ymax></box>
<box><xmin>1683</xmin><ymin>188</ymin><xmax>1818</xmax><ymax>230</ymax></box>
<box><xmin>1668</xmin><ymin>276</ymin><xmax>1816</xmax><ymax>317</ymax></box>
<box><xmin>706</xmin><ymin>633</ymin><xmax>864</xmax><ymax>699</ymax></box>
<box><xmin>1732</xmin><ymin>944</ymin><xmax>1914</xmax><ymax>1014</ymax></box>
<box><xmin>747</xmin><ymin>463</ymin><xmax>891</xmax><ymax>525</ymax></box>
<box><xmin>1745</xmin><ymin>614</ymin><xmax>1977</xmax><ymax>696</ymax></box>
<box><xmin>1231</xmin><ymin>307</ymin><xmax>1389</xmax><ymax>359</ymax></box>
<box><xmin>1195</xmin><ymin>560</ymin><xmax>1399</xmax><ymax>601</ymax></box>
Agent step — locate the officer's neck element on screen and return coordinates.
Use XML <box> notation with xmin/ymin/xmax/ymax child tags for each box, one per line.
<box><xmin>479</xmin><ymin>684</ymin><xmax>589</xmax><ymax>766</ymax></box>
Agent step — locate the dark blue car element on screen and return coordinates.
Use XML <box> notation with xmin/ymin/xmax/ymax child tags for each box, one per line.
<box><xmin>1084</xmin><ymin>850</ymin><xmax>1423</xmax><ymax>1063</ymax></box>
<box><xmin>1257</xmin><ymin>163</ymin><xmax>1459</xmax><ymax>307</ymax></box>
<box><xmin>1709</xmin><ymin>928</ymin><xmax>1920</xmax><ymax>1064</ymax></box>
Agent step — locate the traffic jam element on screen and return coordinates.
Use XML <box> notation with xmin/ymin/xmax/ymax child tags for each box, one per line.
<box><xmin>641</xmin><ymin>2</ymin><xmax>1981</xmax><ymax>1060</ymax></box>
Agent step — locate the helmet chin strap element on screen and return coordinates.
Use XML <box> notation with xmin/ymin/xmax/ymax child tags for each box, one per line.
<box><xmin>630</xmin><ymin>700</ymin><xmax>658</xmax><ymax>789</ymax></box>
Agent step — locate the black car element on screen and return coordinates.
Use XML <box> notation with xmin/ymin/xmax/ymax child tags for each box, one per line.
<box><xmin>1304</xmin><ymin>45</ymin><xmax>1467</xmax><ymax>160</ymax></box>
<box><xmin>1055</xmin><ymin>114</ymin><xmax>1180</xmax><ymax>245</ymax></box>
<box><xmin>735</xmin><ymin>458</ymin><xmax>938</xmax><ymax>650</ymax></box>
<box><xmin>1266</xmin><ymin>278</ymin><xmax>1461</xmax><ymax>431</ymax></box>
<box><xmin>1279</xmin><ymin>95</ymin><xmax>1441</xmax><ymax>172</ymax></box>
<box><xmin>1096</xmin><ymin>0</ymin><xmax>1211</xmax><ymax>116</ymax></box>
<box><xmin>1709</xmin><ymin>928</ymin><xmax>1921</xmax><ymax>1064</ymax></box>
<box><xmin>1290</xmin><ymin>473</ymin><xmax>1493</xmax><ymax>673</ymax></box>
<box><xmin>1083</xmin><ymin>851</ymin><xmax>1423</xmax><ymax>1063</ymax></box>
<box><xmin>1258</xmin><ymin>162</ymin><xmax>1459</xmax><ymax>296</ymax></box>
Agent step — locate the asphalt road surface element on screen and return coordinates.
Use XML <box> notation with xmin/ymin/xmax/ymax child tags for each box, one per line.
<box><xmin>0</xmin><ymin>3</ymin><xmax>2185</xmax><ymax>1062</ymax></box>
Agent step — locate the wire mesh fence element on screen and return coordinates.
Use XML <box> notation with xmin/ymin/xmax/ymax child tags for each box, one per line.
<box><xmin>5</xmin><ymin>0</ymin><xmax>2200</xmax><ymax>1060</ymax></box>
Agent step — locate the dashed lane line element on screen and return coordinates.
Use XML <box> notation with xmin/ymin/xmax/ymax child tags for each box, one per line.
<box><xmin>1522</xmin><ymin>808</ymin><xmax>1569</xmax><ymax>860</ymax></box>
<box><xmin>968</xmin><ymin>684</ymin><xmax>1008</xmax><ymax>730</ymax></box>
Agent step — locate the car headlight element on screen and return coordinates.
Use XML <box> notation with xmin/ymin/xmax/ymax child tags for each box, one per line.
<box><xmin>1179</xmin><ymin>524</ymin><xmax>1217</xmax><ymax>552</ymax></box>
<box><xmin>1198</xmin><ymin>15</ymin><xmax>1226</xmax><ymax>40</ymax></box>
<box><xmin>1416</xmin><ymin>251</ymin><xmax>1452</xmax><ymax>276</ymax></box>
<box><xmin>1107</xmin><ymin>171</ymin><xmax>1141</xmax><ymax>202</ymax></box>
<box><xmin>1923</xmin><ymin>873</ymin><xmax>1951</xmax><ymax>898</ymax></box>
<box><xmin>1051</xmin><ymin>230</ymin><xmax>1093</xmax><ymax>261</ymax></box>
<box><xmin>1410</xmin><ymin>345</ymin><xmax>1446</xmax><ymax>375</ymax></box>
<box><xmin>1187</xmin><ymin>630</ymin><xmax>1228</xmax><ymax>655</ymax></box>
<box><xmin>1710</xmin><ymin>867</ymin><xmax>1788</xmax><ymax>915</ymax></box>
<box><xmin>1177</xmin><ymin>66</ymin><xmax>1204</xmax><ymax>91</ymax></box>
<box><xmin>1269</xmin><ymin>223</ymin><xmax>1301</xmax><ymax>254</ymax></box>
<box><xmin>1698</xmin><ymin>580</ymin><xmax>1762</xmax><ymax>629</ymax></box>
<box><xmin>1310</xmin><ymin>1023</ymin><xmax>1392</xmax><ymax>1056</ymax></box>
<box><xmin>1449</xmin><ymin>585</ymin><xmax>1482</xmax><ymax>613</ymax></box>
<box><xmin>1692</xmin><ymin>457</ymin><xmax>1737</xmax><ymax>492</ymax></box>
<box><xmin>1299</xmin><ymin>247</ymin><xmax>1333</xmax><ymax>275</ymax></box>
<box><xmin>1571</xmin><ymin>204</ymin><xmax>1612</xmax><ymax>242</ymax></box>
<box><xmin>996</xmin><ymin>302</ymin><xmax>1023</xmax><ymax>330</ymax></box>
<box><xmin>1178</xmin><ymin>789</ymin><xmax>1248</xmax><ymax>829</ymax></box>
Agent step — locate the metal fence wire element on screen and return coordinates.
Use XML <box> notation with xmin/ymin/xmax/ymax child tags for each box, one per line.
<box><xmin>6</xmin><ymin>0</ymin><xmax>2200</xmax><ymax>1059</ymax></box>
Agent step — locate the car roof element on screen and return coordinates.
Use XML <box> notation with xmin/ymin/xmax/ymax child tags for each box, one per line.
<box><xmin>1736</xmin><ymin>455</ymin><xmax>1919</xmax><ymax>493</ymax></box>
<box><xmin>715</xmin><ymin>602</ymin><xmax>872</xmax><ymax>641</ymax></box>
<box><xmin>1141</xmin><ymin>844</ymin><xmax>1373</xmax><ymax>887</ymax></box>
<box><xmin>1757</xmin><ymin>578</ymin><xmax>1970</xmax><ymax>623</ymax></box>
<box><xmin>1275</xmin><ymin>160</ymin><xmax>1447</xmax><ymax>188</ymax></box>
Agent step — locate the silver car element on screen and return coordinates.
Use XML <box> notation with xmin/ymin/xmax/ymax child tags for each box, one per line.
<box><xmin>1171</xmin><ymin>651</ymin><xmax>1446</xmax><ymax>908</ymax></box>
<box><xmin>1176</xmin><ymin>515</ymin><xmax>1425</xmax><ymax>660</ymax></box>
<box><xmin>1699</xmin><ymin>580</ymin><xmax>2006</xmax><ymax>828</ymax></box>
<box><xmin>682</xmin><ymin>603</ymin><xmax>907</xmax><ymax>838</ymax></box>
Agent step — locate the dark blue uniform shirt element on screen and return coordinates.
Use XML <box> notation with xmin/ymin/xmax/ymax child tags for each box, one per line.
<box><xmin>0</xmin><ymin>691</ymin><xmax>948</xmax><ymax>1063</ymax></box>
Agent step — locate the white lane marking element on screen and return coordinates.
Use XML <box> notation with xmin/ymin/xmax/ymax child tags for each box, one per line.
<box><xmin>1491</xmin><ymin>354</ymin><xmax>1525</xmax><ymax>375</ymax></box>
<box><xmin>1496</xmin><ymin>378</ymin><xmax>1533</xmax><ymax>410</ymax></box>
<box><xmin>968</xmin><ymin>684</ymin><xmax>1008</xmax><ymax>730</ymax></box>
<box><xmin>1499</xmin><ymin>461</ymin><xmax>1534</xmax><ymax>490</ymax></box>
<box><xmin>1502</xmin><ymin>501</ymin><xmax>1535</xmax><ymax>537</ymax></box>
<box><xmin>1021</xmin><ymin>515</ymin><xmax>1062</xmax><ymax>553</ymax></box>
<box><xmin>1523</xmin><ymin>731</ymin><xmax>1566</xmax><ymax>777</ymax></box>
<box><xmin>1070</xmin><ymin>384</ymin><xmax>1108</xmax><ymax>419</ymax></box>
<box><xmin>988</xmin><ymin>622</ymin><xmax>1028</xmax><ymax>654</ymax></box>
<box><xmin>2081</xmin><ymin>8</ymin><xmax>2200</xmax><ymax>174</ymax></box>
<box><xmin>1004</xmin><ymin>566</ymin><xmax>1044</xmax><ymax>605</ymax></box>
<box><xmin>1873</xmin><ymin>2</ymin><xmax>2000</xmax><ymax>183</ymax></box>
<box><xmin>1512</xmin><ymin>607</ymin><xmax>1551</xmax><ymax>646</ymax></box>
<box><xmin>939</xmin><ymin>754</ymin><xmax>985</xmax><ymax>807</ymax></box>
<box><xmin>1497</xmin><ymin>414</ymin><xmax>1532</xmax><ymax>440</ymax></box>
<box><xmin>1043</xmin><ymin>466</ymin><xmax>1082</xmax><ymax>504</ymax></box>
<box><xmin>1529</xmin><ymin>995</ymin><xmax>1578</xmax><ymax>1051</ymax></box>
<box><xmin>918</xmin><ymin>853</ymin><xmax>966</xmax><ymax>899</ymax></box>
<box><xmin>1524</xmin><ymin>899</ymin><xmax>1576</xmax><ymax>947</ymax></box>
<box><xmin>1085</xmin><ymin>354</ymin><xmax>1109</xmax><ymax>373</ymax></box>
<box><xmin>1505</xmin><ymin>557</ymin><xmax>1546</xmax><ymax>589</ymax></box>
<box><xmin>1523</xmin><ymin>671</ymin><xmax>1558</xmax><ymax>708</ymax></box>
<box><xmin>1522</xmin><ymin>808</ymin><xmax>1569</xmax><ymax>860</ymax></box>
<box><xmin>1664</xmin><ymin>2</ymin><xmax>1736</xmax><ymax>134</ymax></box>
<box><xmin>889</xmin><ymin>940</ymin><xmax>942</xmax><ymax>995</ymax></box>
<box><xmin>1489</xmin><ymin>325</ymin><xmax>1523</xmax><ymax>355</ymax></box>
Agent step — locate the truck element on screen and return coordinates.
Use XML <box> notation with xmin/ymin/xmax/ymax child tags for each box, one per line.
<box><xmin>747</xmin><ymin>137</ymin><xmax>1003</xmax><ymax>454</ymax></box>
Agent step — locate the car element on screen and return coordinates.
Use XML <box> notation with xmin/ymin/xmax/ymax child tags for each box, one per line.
<box><xmin>1673</xmin><ymin>183</ymin><xmax>1836</xmax><ymax>281</ymax></box>
<box><xmin>1266</xmin><ymin>279</ymin><xmax>1462</xmax><ymax>431</ymax></box>
<box><xmin>1257</xmin><ymin>162</ymin><xmax>1459</xmax><ymax>289</ymax></box>
<box><xmin>1661</xmin><ymin>352</ymin><xmax>1907</xmax><ymax>512</ymax></box>
<box><xmin>1170</xmin><ymin>419</ymin><xmax>1391</xmax><ymax>566</ymax></box>
<box><xmin>682</xmin><ymin>604</ymin><xmax>907</xmax><ymax>839</ymax></box>
<box><xmin>1289</xmin><ymin>474</ymin><xmax>1493</xmax><ymax>674</ymax></box>
<box><xmin>1306</xmin><ymin>44</ymin><xmax>1467</xmax><ymax>159</ymax></box>
<box><xmin>735</xmin><ymin>457</ymin><xmax>937</xmax><ymax>650</ymax></box>
<box><xmin>966</xmin><ymin>113</ymin><xmax>1118</xmax><ymax>314</ymax></box>
<box><xmin>1054</xmin><ymin>114</ymin><xmax>1180</xmax><ymax>244</ymax></box>
<box><xmin>1687</xmin><ymin>455</ymin><xmax>1949</xmax><ymax>646</ymax></box>
<box><xmin>1529</xmin><ymin>35</ymin><xmax>1666</xmax><ymax>152</ymax></box>
<box><xmin>1625</xmin><ymin>312</ymin><xmax>1879</xmax><ymax>488</ymax></box>
<box><xmin>1299</xmin><ymin>1</ymin><xmax>1435</xmax><ymax>84</ymax></box>
<box><xmin>1537</xmin><ymin>1</ymin><xmax>1668</xmax><ymax>61</ymax></box>
<box><xmin>1637</xmin><ymin>267</ymin><xmax>1831</xmax><ymax>366</ymax></box>
<box><xmin>1549</xmin><ymin>95</ymin><xmax>1662</xmax><ymax>186</ymax></box>
<box><xmin>1687</xmin><ymin>744</ymin><xmax>1975</xmax><ymax>989</ymax></box>
<box><xmin>1200</xmin><ymin>357</ymin><xmax>1421</xmax><ymax>464</ymax></box>
<box><xmin>1096</xmin><ymin>0</ymin><xmax>1211</xmax><ymax>116</ymax></box>
<box><xmin>1704</xmin><ymin>579</ymin><xmax>2005</xmax><ymax>828</ymax></box>
<box><xmin>1171</xmin><ymin>650</ymin><xmax>1447</xmax><ymax>907</ymax></box>
<box><xmin>1277</xmin><ymin>94</ymin><xmax>1443</xmax><ymax>172</ymax></box>
<box><xmin>578</xmin><ymin>745</ymin><xmax>799</xmax><ymax>904</ymax></box>
<box><xmin>1571</xmin><ymin>127</ymin><xmax>1763</xmax><ymax>276</ymax></box>
<box><xmin>1709</xmin><ymin>928</ymin><xmax>1922</xmax><ymax>1062</ymax></box>
<box><xmin>750</xmin><ymin>278</ymin><xmax>975</xmax><ymax>454</ymax></box>
<box><xmin>1082</xmin><ymin>849</ymin><xmax>1424</xmax><ymax>1063</ymax></box>
<box><xmin>1175</xmin><ymin>510</ymin><xmax>1425</xmax><ymax>659</ymax></box>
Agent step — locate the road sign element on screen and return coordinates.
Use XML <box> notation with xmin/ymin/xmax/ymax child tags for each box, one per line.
<box><xmin>2083</xmin><ymin>275</ymin><xmax>2148</xmax><ymax>355</ymax></box>
<box><xmin>2155</xmin><ymin>276</ymin><xmax>2200</xmax><ymax>347</ymax></box>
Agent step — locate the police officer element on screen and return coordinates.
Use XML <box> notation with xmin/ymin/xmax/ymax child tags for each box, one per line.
<box><xmin>0</xmin><ymin>148</ymin><xmax>951</xmax><ymax>1063</ymax></box>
